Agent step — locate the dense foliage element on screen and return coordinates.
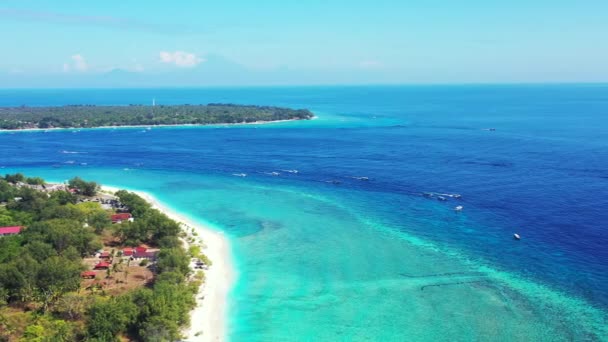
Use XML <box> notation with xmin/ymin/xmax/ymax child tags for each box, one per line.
<box><xmin>112</xmin><ymin>190</ymin><xmax>181</xmax><ymax>248</ymax></box>
<box><xmin>0</xmin><ymin>174</ymin><xmax>202</xmax><ymax>341</ymax></box>
<box><xmin>0</xmin><ymin>103</ymin><xmax>314</xmax><ymax>129</ymax></box>
<box><xmin>68</xmin><ymin>177</ymin><xmax>99</xmax><ymax>197</ymax></box>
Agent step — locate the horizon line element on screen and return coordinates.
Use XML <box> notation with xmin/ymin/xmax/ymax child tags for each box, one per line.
<box><xmin>1</xmin><ymin>81</ymin><xmax>608</xmax><ymax>91</ymax></box>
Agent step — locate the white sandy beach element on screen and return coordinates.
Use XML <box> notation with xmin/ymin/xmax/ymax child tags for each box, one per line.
<box><xmin>101</xmin><ymin>186</ymin><xmax>234</xmax><ymax>342</ymax></box>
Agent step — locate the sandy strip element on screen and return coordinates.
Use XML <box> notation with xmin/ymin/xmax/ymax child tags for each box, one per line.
<box><xmin>101</xmin><ymin>186</ymin><xmax>234</xmax><ymax>341</ymax></box>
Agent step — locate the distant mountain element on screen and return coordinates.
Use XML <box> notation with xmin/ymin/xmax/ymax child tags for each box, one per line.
<box><xmin>0</xmin><ymin>54</ymin><xmax>401</xmax><ymax>88</ymax></box>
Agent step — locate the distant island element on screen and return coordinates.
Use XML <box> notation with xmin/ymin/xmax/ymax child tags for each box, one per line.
<box><xmin>0</xmin><ymin>104</ymin><xmax>314</xmax><ymax>130</ymax></box>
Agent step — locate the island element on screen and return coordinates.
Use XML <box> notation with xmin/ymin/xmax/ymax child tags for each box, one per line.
<box><xmin>0</xmin><ymin>173</ymin><xmax>213</xmax><ymax>341</ymax></box>
<box><xmin>0</xmin><ymin>103</ymin><xmax>314</xmax><ymax>130</ymax></box>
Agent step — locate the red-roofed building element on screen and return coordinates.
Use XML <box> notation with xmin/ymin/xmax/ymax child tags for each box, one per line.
<box><xmin>0</xmin><ymin>226</ymin><xmax>22</xmax><ymax>236</ymax></box>
<box><xmin>132</xmin><ymin>245</ymin><xmax>158</xmax><ymax>260</ymax></box>
<box><xmin>122</xmin><ymin>247</ymin><xmax>134</xmax><ymax>257</ymax></box>
<box><xmin>111</xmin><ymin>213</ymin><xmax>133</xmax><ymax>224</ymax></box>
<box><xmin>133</xmin><ymin>250</ymin><xmax>158</xmax><ymax>260</ymax></box>
<box><xmin>94</xmin><ymin>262</ymin><xmax>111</xmax><ymax>270</ymax></box>
<box><xmin>81</xmin><ymin>271</ymin><xmax>97</xmax><ymax>279</ymax></box>
<box><xmin>99</xmin><ymin>251</ymin><xmax>111</xmax><ymax>259</ymax></box>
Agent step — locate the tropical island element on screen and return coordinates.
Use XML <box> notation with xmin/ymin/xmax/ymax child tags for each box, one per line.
<box><xmin>0</xmin><ymin>173</ymin><xmax>212</xmax><ymax>341</ymax></box>
<box><xmin>0</xmin><ymin>104</ymin><xmax>314</xmax><ymax>130</ymax></box>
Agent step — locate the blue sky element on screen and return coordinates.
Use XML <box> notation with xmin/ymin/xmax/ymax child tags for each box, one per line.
<box><xmin>1</xmin><ymin>0</ymin><xmax>607</xmax><ymax>87</ymax></box>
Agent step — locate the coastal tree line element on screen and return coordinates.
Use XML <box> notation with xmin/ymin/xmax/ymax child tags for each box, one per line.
<box><xmin>0</xmin><ymin>174</ymin><xmax>204</xmax><ymax>341</ymax></box>
<box><xmin>0</xmin><ymin>104</ymin><xmax>314</xmax><ymax>129</ymax></box>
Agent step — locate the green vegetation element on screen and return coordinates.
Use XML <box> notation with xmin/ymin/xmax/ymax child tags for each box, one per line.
<box><xmin>0</xmin><ymin>103</ymin><xmax>314</xmax><ymax>130</ymax></box>
<box><xmin>189</xmin><ymin>245</ymin><xmax>212</xmax><ymax>266</ymax></box>
<box><xmin>26</xmin><ymin>177</ymin><xmax>45</xmax><ymax>186</ymax></box>
<box><xmin>68</xmin><ymin>177</ymin><xmax>99</xmax><ymax>197</ymax></box>
<box><xmin>0</xmin><ymin>174</ymin><xmax>205</xmax><ymax>341</ymax></box>
<box><xmin>112</xmin><ymin>190</ymin><xmax>181</xmax><ymax>247</ymax></box>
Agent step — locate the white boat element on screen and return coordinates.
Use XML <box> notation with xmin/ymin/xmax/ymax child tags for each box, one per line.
<box><xmin>454</xmin><ymin>205</ymin><xmax>463</xmax><ymax>211</ymax></box>
<box><xmin>439</xmin><ymin>193</ymin><xmax>461</xmax><ymax>199</ymax></box>
<box><xmin>513</xmin><ymin>233</ymin><xmax>521</xmax><ymax>240</ymax></box>
<box><xmin>232</xmin><ymin>173</ymin><xmax>247</xmax><ymax>177</ymax></box>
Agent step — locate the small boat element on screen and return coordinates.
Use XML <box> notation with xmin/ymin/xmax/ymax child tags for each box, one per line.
<box><xmin>232</xmin><ymin>173</ymin><xmax>247</xmax><ymax>177</ymax></box>
<box><xmin>513</xmin><ymin>233</ymin><xmax>521</xmax><ymax>240</ymax></box>
<box><xmin>454</xmin><ymin>205</ymin><xmax>463</xmax><ymax>211</ymax></box>
<box><xmin>270</xmin><ymin>172</ymin><xmax>280</xmax><ymax>176</ymax></box>
<box><xmin>437</xmin><ymin>196</ymin><xmax>447</xmax><ymax>201</ymax></box>
<box><xmin>438</xmin><ymin>193</ymin><xmax>461</xmax><ymax>199</ymax></box>
<box><xmin>353</xmin><ymin>176</ymin><xmax>369</xmax><ymax>181</ymax></box>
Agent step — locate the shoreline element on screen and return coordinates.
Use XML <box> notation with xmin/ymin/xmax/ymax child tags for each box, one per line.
<box><xmin>101</xmin><ymin>185</ymin><xmax>234</xmax><ymax>342</ymax></box>
<box><xmin>0</xmin><ymin>116</ymin><xmax>316</xmax><ymax>133</ymax></box>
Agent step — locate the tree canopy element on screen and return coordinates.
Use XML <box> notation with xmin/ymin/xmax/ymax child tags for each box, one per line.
<box><xmin>68</xmin><ymin>177</ymin><xmax>99</xmax><ymax>196</ymax></box>
<box><xmin>0</xmin><ymin>175</ymin><xmax>206</xmax><ymax>341</ymax></box>
<box><xmin>0</xmin><ymin>103</ymin><xmax>314</xmax><ymax>130</ymax></box>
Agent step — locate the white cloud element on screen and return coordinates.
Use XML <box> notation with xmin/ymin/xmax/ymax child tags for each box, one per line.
<box><xmin>159</xmin><ymin>51</ymin><xmax>204</xmax><ymax>68</ymax></box>
<box><xmin>133</xmin><ymin>63</ymin><xmax>144</xmax><ymax>72</ymax></box>
<box><xmin>359</xmin><ymin>60</ymin><xmax>382</xmax><ymax>69</ymax></box>
<box><xmin>131</xmin><ymin>58</ymin><xmax>144</xmax><ymax>72</ymax></box>
<box><xmin>71</xmin><ymin>54</ymin><xmax>88</xmax><ymax>71</ymax></box>
<box><xmin>62</xmin><ymin>54</ymin><xmax>88</xmax><ymax>72</ymax></box>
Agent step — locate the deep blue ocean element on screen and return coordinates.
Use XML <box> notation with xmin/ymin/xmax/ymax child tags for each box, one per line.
<box><xmin>1</xmin><ymin>85</ymin><xmax>607</xmax><ymax>340</ymax></box>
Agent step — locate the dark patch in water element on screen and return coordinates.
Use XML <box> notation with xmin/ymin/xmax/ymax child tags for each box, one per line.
<box><xmin>400</xmin><ymin>271</ymin><xmax>486</xmax><ymax>278</ymax></box>
<box><xmin>462</xmin><ymin>160</ymin><xmax>513</xmax><ymax>168</ymax></box>
<box><xmin>420</xmin><ymin>280</ymin><xmax>488</xmax><ymax>291</ymax></box>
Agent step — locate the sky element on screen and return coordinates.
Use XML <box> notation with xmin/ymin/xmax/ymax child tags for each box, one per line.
<box><xmin>1</xmin><ymin>0</ymin><xmax>607</xmax><ymax>87</ymax></box>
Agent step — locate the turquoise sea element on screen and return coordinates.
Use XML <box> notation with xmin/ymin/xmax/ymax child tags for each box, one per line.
<box><xmin>1</xmin><ymin>85</ymin><xmax>607</xmax><ymax>341</ymax></box>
